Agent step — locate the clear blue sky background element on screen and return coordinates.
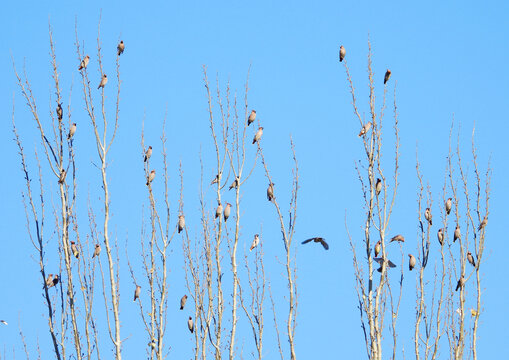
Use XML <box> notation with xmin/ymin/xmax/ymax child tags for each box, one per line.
<box><xmin>1</xmin><ymin>1</ymin><xmax>507</xmax><ymax>358</ymax></box>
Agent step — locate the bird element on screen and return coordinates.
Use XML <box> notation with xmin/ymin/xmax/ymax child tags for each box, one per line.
<box><xmin>56</xmin><ymin>103</ymin><xmax>63</xmax><ymax>121</ymax></box>
<box><xmin>358</xmin><ymin>122</ymin><xmax>372</xmax><ymax>137</ymax></box>
<box><xmin>98</xmin><ymin>74</ymin><xmax>108</xmax><ymax>89</ymax></box>
<box><xmin>478</xmin><ymin>215</ymin><xmax>488</xmax><ymax>231</ymax></box>
<box><xmin>210</xmin><ymin>174</ymin><xmax>219</xmax><ymax>185</ymax></box>
<box><xmin>223</xmin><ymin>203</ymin><xmax>232</xmax><ymax>222</ymax></box>
<box><xmin>454</xmin><ymin>224</ymin><xmax>461</xmax><ymax>242</ymax></box>
<box><xmin>146</xmin><ymin>170</ymin><xmax>156</xmax><ymax>186</ymax></box>
<box><xmin>178</xmin><ymin>215</ymin><xmax>185</xmax><ymax>233</ymax></box>
<box><xmin>71</xmin><ymin>241</ymin><xmax>79</xmax><ymax>258</ymax></box>
<box><xmin>180</xmin><ymin>295</ymin><xmax>188</xmax><ymax>310</ymax></box>
<box><xmin>0</xmin><ymin>320</ymin><xmax>7</xmax><ymax>325</ymax></box>
<box><xmin>424</xmin><ymin>208</ymin><xmax>432</xmax><ymax>225</ymax></box>
<box><xmin>58</xmin><ymin>169</ymin><xmax>66</xmax><ymax>184</ymax></box>
<box><xmin>467</xmin><ymin>251</ymin><xmax>476</xmax><ymax>267</ymax></box>
<box><xmin>374</xmin><ymin>240</ymin><xmax>381</xmax><ymax>257</ymax></box>
<box><xmin>390</xmin><ymin>234</ymin><xmax>405</xmax><ymax>243</ymax></box>
<box><xmin>229</xmin><ymin>177</ymin><xmax>239</xmax><ymax>191</ymax></box>
<box><xmin>68</xmin><ymin>123</ymin><xmax>77</xmax><ymax>140</ymax></box>
<box><xmin>339</xmin><ymin>45</ymin><xmax>346</xmax><ymax>62</ymax></box>
<box><xmin>455</xmin><ymin>276</ymin><xmax>465</xmax><ymax>291</ymax></box>
<box><xmin>134</xmin><ymin>285</ymin><xmax>141</xmax><ymax>301</ymax></box>
<box><xmin>384</xmin><ymin>69</ymin><xmax>391</xmax><ymax>84</ymax></box>
<box><xmin>375</xmin><ymin>178</ymin><xmax>382</xmax><ymax>196</ymax></box>
<box><xmin>144</xmin><ymin>146</ymin><xmax>152</xmax><ymax>162</ymax></box>
<box><xmin>52</xmin><ymin>275</ymin><xmax>59</xmax><ymax>288</ymax></box>
<box><xmin>252</xmin><ymin>127</ymin><xmax>263</xmax><ymax>144</ymax></box>
<box><xmin>248</xmin><ymin>110</ymin><xmax>256</xmax><ymax>126</ymax></box>
<box><xmin>250</xmin><ymin>234</ymin><xmax>260</xmax><ymax>251</ymax></box>
<box><xmin>408</xmin><ymin>254</ymin><xmax>416</xmax><ymax>271</ymax></box>
<box><xmin>117</xmin><ymin>40</ymin><xmax>125</xmax><ymax>56</ymax></box>
<box><xmin>215</xmin><ymin>203</ymin><xmax>223</xmax><ymax>219</ymax></box>
<box><xmin>374</xmin><ymin>257</ymin><xmax>397</xmax><ymax>272</ymax></box>
<box><xmin>302</xmin><ymin>237</ymin><xmax>329</xmax><ymax>250</ymax></box>
<box><xmin>78</xmin><ymin>55</ymin><xmax>90</xmax><ymax>70</ymax></box>
<box><xmin>445</xmin><ymin>198</ymin><xmax>452</xmax><ymax>215</ymax></box>
<box><xmin>92</xmin><ymin>244</ymin><xmax>101</xmax><ymax>258</ymax></box>
<box><xmin>437</xmin><ymin>228</ymin><xmax>444</xmax><ymax>246</ymax></box>
<box><xmin>148</xmin><ymin>339</ymin><xmax>156</xmax><ymax>349</ymax></box>
<box><xmin>45</xmin><ymin>274</ymin><xmax>54</xmax><ymax>288</ymax></box>
<box><xmin>188</xmin><ymin>316</ymin><xmax>194</xmax><ymax>333</ymax></box>
<box><xmin>267</xmin><ymin>182</ymin><xmax>275</xmax><ymax>202</ymax></box>
<box><xmin>470</xmin><ymin>309</ymin><xmax>478</xmax><ymax>317</ymax></box>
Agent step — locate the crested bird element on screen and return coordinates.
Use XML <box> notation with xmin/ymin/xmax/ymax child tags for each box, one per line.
<box><xmin>56</xmin><ymin>103</ymin><xmax>63</xmax><ymax>120</ymax></box>
<box><xmin>134</xmin><ymin>285</ymin><xmax>141</xmax><ymax>301</ymax></box>
<box><xmin>248</xmin><ymin>110</ymin><xmax>256</xmax><ymax>126</ymax></box>
<box><xmin>98</xmin><ymin>74</ymin><xmax>108</xmax><ymax>89</ymax></box>
<box><xmin>454</xmin><ymin>224</ymin><xmax>461</xmax><ymax>242</ymax></box>
<box><xmin>223</xmin><ymin>203</ymin><xmax>231</xmax><ymax>222</ymax></box>
<box><xmin>68</xmin><ymin>123</ymin><xmax>77</xmax><ymax>140</ymax></box>
<box><xmin>339</xmin><ymin>45</ymin><xmax>346</xmax><ymax>62</ymax></box>
<box><xmin>178</xmin><ymin>215</ymin><xmax>185</xmax><ymax>233</ymax></box>
<box><xmin>478</xmin><ymin>215</ymin><xmax>488</xmax><ymax>231</ymax></box>
<box><xmin>437</xmin><ymin>228</ymin><xmax>444</xmax><ymax>246</ymax></box>
<box><xmin>117</xmin><ymin>40</ymin><xmax>125</xmax><ymax>56</ymax></box>
<box><xmin>467</xmin><ymin>251</ymin><xmax>476</xmax><ymax>267</ymax></box>
<box><xmin>267</xmin><ymin>182</ymin><xmax>274</xmax><ymax>202</ymax></box>
<box><xmin>445</xmin><ymin>198</ymin><xmax>452</xmax><ymax>215</ymax></box>
<box><xmin>229</xmin><ymin>177</ymin><xmax>239</xmax><ymax>191</ymax></box>
<box><xmin>252</xmin><ymin>127</ymin><xmax>263</xmax><ymax>144</ymax></box>
<box><xmin>384</xmin><ymin>69</ymin><xmax>391</xmax><ymax>84</ymax></box>
<box><xmin>71</xmin><ymin>241</ymin><xmax>79</xmax><ymax>258</ymax></box>
<box><xmin>408</xmin><ymin>254</ymin><xmax>416</xmax><ymax>271</ymax></box>
<box><xmin>180</xmin><ymin>295</ymin><xmax>188</xmax><ymax>310</ymax></box>
<box><xmin>58</xmin><ymin>169</ymin><xmax>66</xmax><ymax>184</ymax></box>
<box><xmin>215</xmin><ymin>203</ymin><xmax>223</xmax><ymax>219</ymax></box>
<box><xmin>390</xmin><ymin>234</ymin><xmax>405</xmax><ymax>243</ymax></box>
<box><xmin>455</xmin><ymin>276</ymin><xmax>465</xmax><ymax>291</ymax></box>
<box><xmin>374</xmin><ymin>240</ymin><xmax>381</xmax><ymax>257</ymax></box>
<box><xmin>211</xmin><ymin>174</ymin><xmax>219</xmax><ymax>185</ymax></box>
<box><xmin>45</xmin><ymin>274</ymin><xmax>54</xmax><ymax>288</ymax></box>
<box><xmin>144</xmin><ymin>146</ymin><xmax>152</xmax><ymax>162</ymax></box>
<box><xmin>358</xmin><ymin>122</ymin><xmax>372</xmax><ymax>137</ymax></box>
<box><xmin>188</xmin><ymin>316</ymin><xmax>194</xmax><ymax>333</ymax></box>
<box><xmin>78</xmin><ymin>55</ymin><xmax>90</xmax><ymax>70</ymax></box>
<box><xmin>302</xmin><ymin>237</ymin><xmax>329</xmax><ymax>250</ymax></box>
<box><xmin>146</xmin><ymin>170</ymin><xmax>156</xmax><ymax>186</ymax></box>
<box><xmin>425</xmin><ymin>208</ymin><xmax>432</xmax><ymax>225</ymax></box>
<box><xmin>375</xmin><ymin>178</ymin><xmax>382</xmax><ymax>196</ymax></box>
<box><xmin>250</xmin><ymin>234</ymin><xmax>260</xmax><ymax>251</ymax></box>
<box><xmin>92</xmin><ymin>244</ymin><xmax>101</xmax><ymax>258</ymax></box>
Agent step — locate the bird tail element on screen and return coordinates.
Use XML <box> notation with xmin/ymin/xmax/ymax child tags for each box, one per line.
<box><xmin>180</xmin><ymin>306</ymin><xmax>183</xmax><ymax>310</ymax></box>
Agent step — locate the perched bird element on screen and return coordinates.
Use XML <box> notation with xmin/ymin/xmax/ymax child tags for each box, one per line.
<box><xmin>71</xmin><ymin>241</ymin><xmax>79</xmax><ymax>258</ymax></box>
<box><xmin>0</xmin><ymin>320</ymin><xmax>7</xmax><ymax>325</ymax></box>
<box><xmin>252</xmin><ymin>127</ymin><xmax>263</xmax><ymax>144</ymax></box>
<box><xmin>384</xmin><ymin>69</ymin><xmax>392</xmax><ymax>84</ymax></box>
<box><xmin>223</xmin><ymin>203</ymin><xmax>232</xmax><ymax>222</ymax></box>
<box><xmin>68</xmin><ymin>123</ymin><xmax>77</xmax><ymax>140</ymax></box>
<box><xmin>78</xmin><ymin>55</ymin><xmax>90</xmax><ymax>70</ymax></box>
<box><xmin>445</xmin><ymin>198</ymin><xmax>452</xmax><ymax>215</ymax></box>
<box><xmin>339</xmin><ymin>45</ymin><xmax>346</xmax><ymax>62</ymax></box>
<box><xmin>188</xmin><ymin>316</ymin><xmax>194</xmax><ymax>333</ymax></box>
<box><xmin>302</xmin><ymin>237</ymin><xmax>329</xmax><ymax>250</ymax></box>
<box><xmin>117</xmin><ymin>40</ymin><xmax>125</xmax><ymax>56</ymax></box>
<box><xmin>144</xmin><ymin>146</ymin><xmax>152</xmax><ymax>162</ymax></box>
<box><xmin>437</xmin><ymin>228</ymin><xmax>444</xmax><ymax>246</ymax></box>
<box><xmin>375</xmin><ymin>178</ymin><xmax>382</xmax><ymax>196</ymax></box>
<box><xmin>178</xmin><ymin>215</ymin><xmax>185</xmax><ymax>233</ymax></box>
<box><xmin>478</xmin><ymin>215</ymin><xmax>488</xmax><ymax>231</ymax></box>
<box><xmin>267</xmin><ymin>182</ymin><xmax>275</xmax><ymax>202</ymax></box>
<box><xmin>146</xmin><ymin>170</ymin><xmax>156</xmax><ymax>186</ymax></box>
<box><xmin>134</xmin><ymin>285</ymin><xmax>141</xmax><ymax>301</ymax></box>
<box><xmin>358</xmin><ymin>122</ymin><xmax>372</xmax><ymax>137</ymax></box>
<box><xmin>92</xmin><ymin>244</ymin><xmax>101</xmax><ymax>258</ymax></box>
<box><xmin>56</xmin><ymin>103</ymin><xmax>63</xmax><ymax>121</ymax></box>
<box><xmin>374</xmin><ymin>240</ymin><xmax>381</xmax><ymax>257</ymax></box>
<box><xmin>374</xmin><ymin>257</ymin><xmax>397</xmax><ymax>272</ymax></box>
<box><xmin>467</xmin><ymin>251</ymin><xmax>476</xmax><ymax>267</ymax></box>
<box><xmin>390</xmin><ymin>234</ymin><xmax>405</xmax><ymax>243</ymax></box>
<box><xmin>229</xmin><ymin>177</ymin><xmax>239</xmax><ymax>191</ymax></box>
<box><xmin>454</xmin><ymin>224</ymin><xmax>461</xmax><ymax>242</ymax></box>
<box><xmin>210</xmin><ymin>174</ymin><xmax>219</xmax><ymax>185</ymax></box>
<box><xmin>247</xmin><ymin>110</ymin><xmax>256</xmax><ymax>126</ymax></box>
<box><xmin>180</xmin><ymin>295</ymin><xmax>188</xmax><ymax>310</ymax></box>
<box><xmin>45</xmin><ymin>274</ymin><xmax>54</xmax><ymax>288</ymax></box>
<box><xmin>98</xmin><ymin>74</ymin><xmax>108</xmax><ymax>89</ymax></box>
<box><xmin>52</xmin><ymin>275</ymin><xmax>59</xmax><ymax>288</ymax></box>
<box><xmin>455</xmin><ymin>276</ymin><xmax>465</xmax><ymax>291</ymax></box>
<box><xmin>408</xmin><ymin>254</ymin><xmax>416</xmax><ymax>271</ymax></box>
<box><xmin>148</xmin><ymin>339</ymin><xmax>156</xmax><ymax>349</ymax></box>
<box><xmin>58</xmin><ymin>169</ymin><xmax>66</xmax><ymax>184</ymax></box>
<box><xmin>215</xmin><ymin>203</ymin><xmax>223</xmax><ymax>219</ymax></box>
<box><xmin>470</xmin><ymin>309</ymin><xmax>478</xmax><ymax>317</ymax></box>
<box><xmin>424</xmin><ymin>208</ymin><xmax>432</xmax><ymax>225</ymax></box>
<box><xmin>250</xmin><ymin>234</ymin><xmax>260</xmax><ymax>251</ymax></box>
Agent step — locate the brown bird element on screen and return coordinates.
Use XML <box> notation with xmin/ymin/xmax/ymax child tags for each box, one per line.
<box><xmin>250</xmin><ymin>234</ymin><xmax>260</xmax><ymax>251</ymax></box>
<box><xmin>445</xmin><ymin>198</ymin><xmax>452</xmax><ymax>215</ymax></box>
<box><xmin>180</xmin><ymin>294</ymin><xmax>188</xmax><ymax>310</ymax></box>
<box><xmin>188</xmin><ymin>316</ymin><xmax>194</xmax><ymax>333</ymax></box>
<box><xmin>92</xmin><ymin>244</ymin><xmax>101</xmax><ymax>258</ymax></box>
<box><xmin>144</xmin><ymin>146</ymin><xmax>152</xmax><ymax>162</ymax></box>
<box><xmin>339</xmin><ymin>45</ymin><xmax>346</xmax><ymax>62</ymax></box>
<box><xmin>45</xmin><ymin>274</ymin><xmax>54</xmax><ymax>288</ymax></box>
<box><xmin>424</xmin><ymin>208</ymin><xmax>432</xmax><ymax>225</ymax></box>
<box><xmin>146</xmin><ymin>170</ymin><xmax>156</xmax><ymax>186</ymax></box>
<box><xmin>178</xmin><ymin>215</ymin><xmax>185</xmax><ymax>233</ymax></box>
<box><xmin>384</xmin><ymin>69</ymin><xmax>391</xmax><ymax>84</ymax></box>
<box><xmin>302</xmin><ymin>237</ymin><xmax>329</xmax><ymax>250</ymax></box>
<box><xmin>56</xmin><ymin>103</ymin><xmax>63</xmax><ymax>120</ymax></box>
<box><xmin>374</xmin><ymin>257</ymin><xmax>397</xmax><ymax>272</ymax></box>
<box><xmin>229</xmin><ymin>177</ymin><xmax>239</xmax><ymax>191</ymax></box>
<box><xmin>454</xmin><ymin>224</ymin><xmax>461</xmax><ymax>242</ymax></box>
<box><xmin>211</xmin><ymin>174</ymin><xmax>220</xmax><ymax>185</ymax></box>
<box><xmin>375</xmin><ymin>178</ymin><xmax>382</xmax><ymax>196</ymax></box>
<box><xmin>58</xmin><ymin>169</ymin><xmax>66</xmax><ymax>184</ymax></box>
<box><xmin>455</xmin><ymin>276</ymin><xmax>465</xmax><ymax>291</ymax></box>
<box><xmin>248</xmin><ymin>110</ymin><xmax>256</xmax><ymax>126</ymax></box>
<box><xmin>68</xmin><ymin>123</ymin><xmax>77</xmax><ymax>140</ymax></box>
<box><xmin>437</xmin><ymin>228</ymin><xmax>444</xmax><ymax>246</ymax></box>
<box><xmin>215</xmin><ymin>203</ymin><xmax>223</xmax><ymax>219</ymax></box>
<box><xmin>71</xmin><ymin>241</ymin><xmax>79</xmax><ymax>258</ymax></box>
<box><xmin>390</xmin><ymin>234</ymin><xmax>405</xmax><ymax>243</ymax></box>
<box><xmin>374</xmin><ymin>240</ymin><xmax>381</xmax><ymax>257</ymax></box>
<box><xmin>134</xmin><ymin>285</ymin><xmax>141</xmax><ymax>301</ymax></box>
<box><xmin>52</xmin><ymin>274</ymin><xmax>59</xmax><ymax>287</ymax></box>
<box><xmin>98</xmin><ymin>74</ymin><xmax>108</xmax><ymax>89</ymax></box>
<box><xmin>467</xmin><ymin>251</ymin><xmax>476</xmax><ymax>267</ymax></box>
<box><xmin>117</xmin><ymin>40</ymin><xmax>125</xmax><ymax>56</ymax></box>
<box><xmin>78</xmin><ymin>55</ymin><xmax>90</xmax><ymax>70</ymax></box>
<box><xmin>223</xmin><ymin>203</ymin><xmax>232</xmax><ymax>222</ymax></box>
<box><xmin>408</xmin><ymin>254</ymin><xmax>416</xmax><ymax>271</ymax></box>
<box><xmin>478</xmin><ymin>215</ymin><xmax>488</xmax><ymax>231</ymax></box>
<box><xmin>267</xmin><ymin>182</ymin><xmax>275</xmax><ymax>202</ymax></box>
<box><xmin>252</xmin><ymin>127</ymin><xmax>263</xmax><ymax>144</ymax></box>
<box><xmin>358</xmin><ymin>122</ymin><xmax>372</xmax><ymax>137</ymax></box>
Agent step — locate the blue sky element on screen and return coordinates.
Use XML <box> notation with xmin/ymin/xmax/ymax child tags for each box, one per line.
<box><xmin>1</xmin><ymin>0</ymin><xmax>507</xmax><ymax>358</ymax></box>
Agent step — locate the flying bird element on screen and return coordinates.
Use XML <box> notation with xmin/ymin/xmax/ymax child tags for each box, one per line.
<box><xmin>144</xmin><ymin>146</ymin><xmax>152</xmax><ymax>162</ymax></box>
<box><xmin>248</xmin><ymin>110</ymin><xmax>256</xmax><ymax>126</ymax></box>
<box><xmin>180</xmin><ymin>295</ymin><xmax>188</xmax><ymax>310</ymax></box>
<box><xmin>178</xmin><ymin>215</ymin><xmax>185</xmax><ymax>233</ymax></box>
<box><xmin>0</xmin><ymin>320</ymin><xmax>7</xmax><ymax>325</ymax></box>
<box><xmin>374</xmin><ymin>257</ymin><xmax>397</xmax><ymax>272</ymax></box>
<box><xmin>229</xmin><ymin>177</ymin><xmax>239</xmax><ymax>191</ymax></box>
<box><xmin>339</xmin><ymin>45</ymin><xmax>346</xmax><ymax>62</ymax></box>
<box><xmin>71</xmin><ymin>241</ymin><xmax>79</xmax><ymax>258</ymax></box>
<box><xmin>250</xmin><ymin>234</ymin><xmax>260</xmax><ymax>251</ymax></box>
<box><xmin>267</xmin><ymin>182</ymin><xmax>274</xmax><ymax>202</ymax></box>
<box><xmin>134</xmin><ymin>285</ymin><xmax>141</xmax><ymax>301</ymax></box>
<box><xmin>437</xmin><ymin>228</ymin><xmax>444</xmax><ymax>246</ymax></box>
<box><xmin>467</xmin><ymin>251</ymin><xmax>476</xmax><ymax>267</ymax></box>
<box><xmin>188</xmin><ymin>316</ymin><xmax>194</xmax><ymax>333</ymax></box>
<box><xmin>223</xmin><ymin>203</ymin><xmax>231</xmax><ymax>222</ymax></box>
<box><xmin>375</xmin><ymin>178</ymin><xmax>382</xmax><ymax>196</ymax></box>
<box><xmin>68</xmin><ymin>123</ymin><xmax>77</xmax><ymax>140</ymax></box>
<box><xmin>98</xmin><ymin>74</ymin><xmax>108</xmax><ymax>89</ymax></box>
<box><xmin>390</xmin><ymin>234</ymin><xmax>405</xmax><ymax>243</ymax></box>
<box><xmin>78</xmin><ymin>55</ymin><xmax>90</xmax><ymax>70</ymax></box>
<box><xmin>374</xmin><ymin>240</ymin><xmax>381</xmax><ymax>257</ymax></box>
<box><xmin>302</xmin><ymin>237</ymin><xmax>329</xmax><ymax>250</ymax></box>
<box><xmin>384</xmin><ymin>69</ymin><xmax>391</xmax><ymax>84</ymax></box>
<box><xmin>56</xmin><ymin>103</ymin><xmax>63</xmax><ymax>120</ymax></box>
<box><xmin>424</xmin><ymin>208</ymin><xmax>432</xmax><ymax>225</ymax></box>
<box><xmin>478</xmin><ymin>215</ymin><xmax>488</xmax><ymax>231</ymax></box>
<box><xmin>92</xmin><ymin>244</ymin><xmax>101</xmax><ymax>258</ymax></box>
<box><xmin>455</xmin><ymin>276</ymin><xmax>465</xmax><ymax>291</ymax></box>
<box><xmin>445</xmin><ymin>198</ymin><xmax>452</xmax><ymax>215</ymax></box>
<box><xmin>215</xmin><ymin>203</ymin><xmax>223</xmax><ymax>219</ymax></box>
<box><xmin>117</xmin><ymin>40</ymin><xmax>125</xmax><ymax>56</ymax></box>
<box><xmin>454</xmin><ymin>224</ymin><xmax>461</xmax><ymax>242</ymax></box>
<box><xmin>358</xmin><ymin>122</ymin><xmax>372</xmax><ymax>137</ymax></box>
<box><xmin>146</xmin><ymin>170</ymin><xmax>156</xmax><ymax>186</ymax></box>
<box><xmin>252</xmin><ymin>127</ymin><xmax>263</xmax><ymax>144</ymax></box>
<box><xmin>408</xmin><ymin>254</ymin><xmax>416</xmax><ymax>271</ymax></box>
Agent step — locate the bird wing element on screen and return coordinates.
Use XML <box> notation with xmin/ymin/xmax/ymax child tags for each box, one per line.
<box><xmin>373</xmin><ymin>257</ymin><xmax>384</xmax><ymax>265</ymax></box>
<box><xmin>301</xmin><ymin>238</ymin><xmax>315</xmax><ymax>244</ymax></box>
<box><xmin>387</xmin><ymin>260</ymin><xmax>397</xmax><ymax>268</ymax></box>
<box><xmin>319</xmin><ymin>239</ymin><xmax>329</xmax><ymax>250</ymax></box>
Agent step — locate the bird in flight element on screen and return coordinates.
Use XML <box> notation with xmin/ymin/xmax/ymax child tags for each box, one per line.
<box><xmin>302</xmin><ymin>237</ymin><xmax>329</xmax><ymax>250</ymax></box>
